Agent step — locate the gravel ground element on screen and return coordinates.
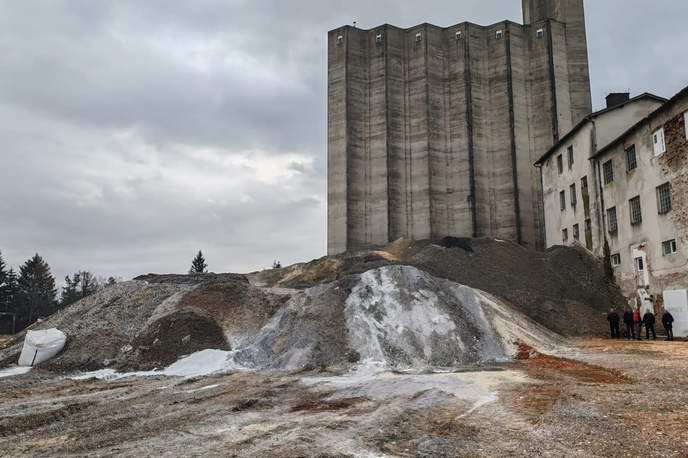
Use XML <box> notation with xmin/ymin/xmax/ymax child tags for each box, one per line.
<box><xmin>0</xmin><ymin>339</ymin><xmax>686</xmax><ymax>457</ymax></box>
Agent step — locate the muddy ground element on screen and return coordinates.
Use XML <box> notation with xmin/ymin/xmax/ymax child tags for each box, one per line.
<box><xmin>1</xmin><ymin>339</ymin><xmax>687</xmax><ymax>458</ymax></box>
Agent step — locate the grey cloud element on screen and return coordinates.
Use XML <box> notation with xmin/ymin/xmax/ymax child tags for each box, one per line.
<box><xmin>1</xmin><ymin>0</ymin><xmax>687</xmax><ymax>285</ymax></box>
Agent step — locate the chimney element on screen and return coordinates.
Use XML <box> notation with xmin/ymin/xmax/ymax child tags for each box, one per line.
<box><xmin>606</xmin><ymin>92</ymin><xmax>630</xmax><ymax>109</ymax></box>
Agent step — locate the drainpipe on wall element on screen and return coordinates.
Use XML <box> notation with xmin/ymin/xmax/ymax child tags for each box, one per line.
<box><xmin>536</xmin><ymin>164</ymin><xmax>547</xmax><ymax>250</ymax></box>
<box><xmin>590</xmin><ymin>119</ymin><xmax>607</xmax><ymax>237</ymax></box>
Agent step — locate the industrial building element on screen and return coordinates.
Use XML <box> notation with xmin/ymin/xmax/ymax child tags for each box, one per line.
<box><xmin>538</xmin><ymin>87</ymin><xmax>688</xmax><ymax>337</ymax></box>
<box><xmin>327</xmin><ymin>0</ymin><xmax>592</xmax><ymax>255</ymax></box>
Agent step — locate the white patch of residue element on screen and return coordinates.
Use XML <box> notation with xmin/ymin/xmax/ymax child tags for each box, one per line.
<box><xmin>70</xmin><ymin>349</ymin><xmax>239</xmax><ymax>380</ymax></box>
<box><xmin>302</xmin><ymin>373</ymin><xmax>473</xmax><ymax>401</ymax></box>
<box><xmin>456</xmin><ymin>392</ymin><xmax>499</xmax><ymax>419</ymax></box>
<box><xmin>0</xmin><ymin>366</ymin><xmax>32</xmax><ymax>378</ymax></box>
<box><xmin>185</xmin><ymin>384</ymin><xmax>219</xmax><ymax>394</ymax></box>
<box><xmin>345</xmin><ymin>268</ymin><xmax>462</xmax><ymax>367</ymax></box>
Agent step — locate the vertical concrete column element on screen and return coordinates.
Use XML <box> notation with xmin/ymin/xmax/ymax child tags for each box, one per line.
<box><xmin>447</xmin><ymin>24</ymin><xmax>475</xmax><ymax>238</ymax></box>
<box><xmin>486</xmin><ymin>22</ymin><xmax>518</xmax><ymax>241</ymax></box>
<box><xmin>427</xmin><ymin>26</ymin><xmax>450</xmax><ymax>238</ymax></box>
<box><xmin>386</xmin><ymin>26</ymin><xmax>408</xmax><ymax>241</ymax></box>
<box><xmin>367</xmin><ymin>28</ymin><xmax>390</xmax><ymax>246</ymax></box>
<box><xmin>522</xmin><ymin>0</ymin><xmax>592</xmax><ymax>124</ymax></box>
<box><xmin>344</xmin><ymin>28</ymin><xmax>369</xmax><ymax>249</ymax></box>
<box><xmin>551</xmin><ymin>22</ymin><xmax>574</xmax><ymax>136</ymax></box>
<box><xmin>406</xmin><ymin>26</ymin><xmax>431</xmax><ymax>240</ymax></box>
<box><xmin>327</xmin><ymin>29</ymin><xmax>349</xmax><ymax>255</ymax></box>
<box><xmin>466</xmin><ymin>25</ymin><xmax>491</xmax><ymax>238</ymax></box>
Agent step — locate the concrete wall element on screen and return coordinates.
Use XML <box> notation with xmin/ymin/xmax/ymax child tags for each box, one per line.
<box><xmin>327</xmin><ymin>0</ymin><xmax>593</xmax><ymax>254</ymax></box>
<box><xmin>541</xmin><ymin>122</ymin><xmax>598</xmax><ymax>249</ymax></box>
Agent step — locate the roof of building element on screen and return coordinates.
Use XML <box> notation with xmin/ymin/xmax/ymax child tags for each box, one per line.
<box><xmin>534</xmin><ymin>92</ymin><xmax>668</xmax><ymax>166</ymax></box>
<box><xmin>589</xmin><ymin>85</ymin><xmax>688</xmax><ymax>161</ymax></box>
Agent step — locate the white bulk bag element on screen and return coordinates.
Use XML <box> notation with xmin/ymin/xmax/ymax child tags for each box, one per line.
<box><xmin>18</xmin><ymin>329</ymin><xmax>67</xmax><ymax>367</ymax></box>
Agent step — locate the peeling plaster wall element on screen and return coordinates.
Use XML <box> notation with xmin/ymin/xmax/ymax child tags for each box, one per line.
<box><xmin>540</xmin><ymin>97</ymin><xmax>664</xmax><ymax>252</ymax></box>
<box><xmin>593</xmin><ymin>93</ymin><xmax>688</xmax><ymax>330</ymax></box>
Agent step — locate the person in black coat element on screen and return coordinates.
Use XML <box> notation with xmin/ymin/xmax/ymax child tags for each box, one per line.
<box><xmin>662</xmin><ymin>310</ymin><xmax>675</xmax><ymax>341</ymax></box>
<box><xmin>643</xmin><ymin>311</ymin><xmax>656</xmax><ymax>340</ymax></box>
<box><xmin>623</xmin><ymin>309</ymin><xmax>635</xmax><ymax>340</ymax></box>
<box><xmin>607</xmin><ymin>308</ymin><xmax>621</xmax><ymax>339</ymax></box>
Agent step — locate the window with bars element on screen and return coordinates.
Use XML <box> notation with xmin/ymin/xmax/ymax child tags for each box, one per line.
<box><xmin>562</xmin><ymin>229</ymin><xmax>568</xmax><ymax>243</ymax></box>
<box><xmin>557</xmin><ymin>155</ymin><xmax>563</xmax><ymax>174</ymax></box>
<box><xmin>570</xmin><ymin>184</ymin><xmax>577</xmax><ymax>207</ymax></box>
<box><xmin>581</xmin><ymin>176</ymin><xmax>588</xmax><ymax>189</ymax></box>
<box><xmin>607</xmin><ymin>207</ymin><xmax>618</xmax><ymax>233</ymax></box>
<box><xmin>657</xmin><ymin>183</ymin><xmax>672</xmax><ymax>214</ymax></box>
<box><xmin>630</xmin><ymin>196</ymin><xmax>642</xmax><ymax>224</ymax></box>
<box><xmin>611</xmin><ymin>254</ymin><xmax>621</xmax><ymax>267</ymax></box>
<box><xmin>626</xmin><ymin>145</ymin><xmax>637</xmax><ymax>172</ymax></box>
<box><xmin>603</xmin><ymin>160</ymin><xmax>614</xmax><ymax>184</ymax></box>
<box><xmin>560</xmin><ymin>191</ymin><xmax>566</xmax><ymax>211</ymax></box>
<box><xmin>567</xmin><ymin>146</ymin><xmax>574</xmax><ymax>169</ymax></box>
<box><xmin>663</xmin><ymin>239</ymin><xmax>678</xmax><ymax>256</ymax></box>
<box><xmin>573</xmin><ymin>224</ymin><xmax>580</xmax><ymax>239</ymax></box>
<box><xmin>585</xmin><ymin>219</ymin><xmax>592</xmax><ymax>231</ymax></box>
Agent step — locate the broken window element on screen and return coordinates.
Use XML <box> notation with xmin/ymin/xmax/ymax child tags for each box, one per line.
<box><xmin>567</xmin><ymin>146</ymin><xmax>574</xmax><ymax>169</ymax></box>
<box><xmin>573</xmin><ymin>224</ymin><xmax>580</xmax><ymax>239</ymax></box>
<box><xmin>562</xmin><ymin>228</ymin><xmax>568</xmax><ymax>243</ymax></box>
<box><xmin>581</xmin><ymin>176</ymin><xmax>588</xmax><ymax>189</ymax></box>
<box><xmin>560</xmin><ymin>191</ymin><xmax>566</xmax><ymax>211</ymax></box>
<box><xmin>557</xmin><ymin>155</ymin><xmax>564</xmax><ymax>174</ymax></box>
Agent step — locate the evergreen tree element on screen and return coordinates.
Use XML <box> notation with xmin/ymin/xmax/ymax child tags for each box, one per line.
<box><xmin>0</xmin><ymin>250</ymin><xmax>7</xmax><ymax>288</ymax></box>
<box><xmin>17</xmin><ymin>254</ymin><xmax>57</xmax><ymax>324</ymax></box>
<box><xmin>188</xmin><ymin>251</ymin><xmax>208</xmax><ymax>274</ymax></box>
<box><xmin>106</xmin><ymin>276</ymin><xmax>121</xmax><ymax>286</ymax></box>
<box><xmin>60</xmin><ymin>272</ymin><xmax>81</xmax><ymax>307</ymax></box>
<box><xmin>60</xmin><ymin>271</ymin><xmax>101</xmax><ymax>307</ymax></box>
<box><xmin>1</xmin><ymin>268</ymin><xmax>19</xmax><ymax>313</ymax></box>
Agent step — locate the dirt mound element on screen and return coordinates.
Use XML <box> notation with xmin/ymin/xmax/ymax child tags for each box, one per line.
<box><xmin>0</xmin><ymin>276</ymin><xmax>290</xmax><ymax>373</ymax></box>
<box><xmin>227</xmin><ymin>266</ymin><xmax>564</xmax><ymax>372</ymax></box>
<box><xmin>122</xmin><ymin>311</ymin><xmax>230</xmax><ymax>371</ymax></box>
<box><xmin>176</xmin><ymin>280</ymin><xmax>289</xmax><ymax>347</ymax></box>
<box><xmin>248</xmin><ymin>238</ymin><xmax>624</xmax><ymax>337</ymax></box>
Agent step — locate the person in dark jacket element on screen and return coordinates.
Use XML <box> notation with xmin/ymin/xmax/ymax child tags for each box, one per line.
<box><xmin>643</xmin><ymin>311</ymin><xmax>656</xmax><ymax>340</ymax></box>
<box><xmin>633</xmin><ymin>310</ymin><xmax>643</xmax><ymax>340</ymax></box>
<box><xmin>662</xmin><ymin>310</ymin><xmax>675</xmax><ymax>341</ymax></box>
<box><xmin>607</xmin><ymin>309</ymin><xmax>621</xmax><ymax>339</ymax></box>
<box><xmin>623</xmin><ymin>309</ymin><xmax>635</xmax><ymax>340</ymax></box>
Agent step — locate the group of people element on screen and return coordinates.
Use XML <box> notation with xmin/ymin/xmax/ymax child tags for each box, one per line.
<box><xmin>606</xmin><ymin>308</ymin><xmax>676</xmax><ymax>341</ymax></box>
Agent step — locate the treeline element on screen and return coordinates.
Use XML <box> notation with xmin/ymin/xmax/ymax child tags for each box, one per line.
<box><xmin>0</xmin><ymin>250</ymin><xmax>121</xmax><ymax>334</ymax></box>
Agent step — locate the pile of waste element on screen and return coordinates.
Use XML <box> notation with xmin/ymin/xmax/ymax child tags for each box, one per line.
<box><xmin>0</xmin><ymin>238</ymin><xmax>622</xmax><ymax>375</ymax></box>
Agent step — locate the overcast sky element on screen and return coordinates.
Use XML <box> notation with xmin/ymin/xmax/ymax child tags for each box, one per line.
<box><xmin>1</xmin><ymin>0</ymin><xmax>687</xmax><ymax>283</ymax></box>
